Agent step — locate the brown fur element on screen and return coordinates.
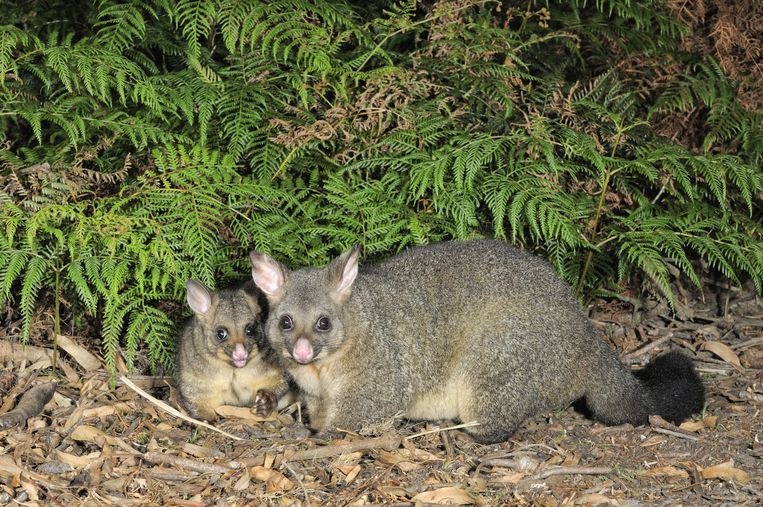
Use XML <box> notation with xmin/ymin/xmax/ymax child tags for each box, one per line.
<box><xmin>175</xmin><ymin>279</ymin><xmax>293</xmax><ymax>421</ymax></box>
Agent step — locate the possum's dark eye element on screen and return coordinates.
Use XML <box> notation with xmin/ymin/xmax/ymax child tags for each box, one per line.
<box><xmin>245</xmin><ymin>323</ymin><xmax>258</xmax><ymax>338</ymax></box>
<box><xmin>278</xmin><ymin>315</ymin><xmax>293</xmax><ymax>331</ymax></box>
<box><xmin>215</xmin><ymin>327</ymin><xmax>229</xmax><ymax>342</ymax></box>
<box><xmin>315</xmin><ymin>316</ymin><xmax>331</xmax><ymax>332</ymax></box>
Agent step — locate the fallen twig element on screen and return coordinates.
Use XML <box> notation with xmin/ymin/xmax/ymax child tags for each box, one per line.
<box><xmin>528</xmin><ymin>466</ymin><xmax>612</xmax><ymax>481</ymax></box>
<box><xmin>147</xmin><ymin>470</ymin><xmax>199</xmax><ymax>482</ymax></box>
<box><xmin>648</xmin><ymin>414</ymin><xmax>701</xmax><ymax>441</ymax></box>
<box><xmin>143</xmin><ymin>451</ymin><xmax>236</xmax><ymax>475</ymax></box>
<box><xmin>116</xmin><ymin>375</ymin><xmax>174</xmax><ymax>389</ymax></box>
<box><xmin>622</xmin><ymin>335</ymin><xmax>673</xmax><ymax>363</ymax></box>
<box><xmin>283</xmin><ymin>462</ymin><xmax>312</xmax><ymax>507</ymax></box>
<box><xmin>0</xmin><ymin>381</ymin><xmax>57</xmax><ymax>429</ymax></box>
<box><xmin>284</xmin><ymin>433</ymin><xmax>401</xmax><ymax>462</ymax></box>
<box><xmin>731</xmin><ymin>337</ymin><xmax>763</xmax><ymax>351</ymax></box>
<box><xmin>652</xmin><ymin>427</ymin><xmax>700</xmax><ymax>441</ymax></box>
<box><xmin>405</xmin><ymin>420</ymin><xmax>480</xmax><ymax>440</ymax></box>
<box><xmin>118</xmin><ymin>375</ymin><xmax>243</xmax><ymax>441</ymax></box>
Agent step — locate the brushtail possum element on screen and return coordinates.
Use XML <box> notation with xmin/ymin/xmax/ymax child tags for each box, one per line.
<box><xmin>176</xmin><ymin>279</ymin><xmax>292</xmax><ymax>421</ymax></box>
<box><xmin>249</xmin><ymin>240</ymin><xmax>704</xmax><ymax>443</ymax></box>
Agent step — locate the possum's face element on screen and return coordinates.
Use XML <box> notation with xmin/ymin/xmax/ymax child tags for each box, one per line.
<box><xmin>263</xmin><ymin>271</ymin><xmax>347</xmax><ymax>365</ymax></box>
<box><xmin>250</xmin><ymin>247</ymin><xmax>359</xmax><ymax>366</ymax></box>
<box><xmin>186</xmin><ymin>280</ymin><xmax>267</xmax><ymax>368</ymax></box>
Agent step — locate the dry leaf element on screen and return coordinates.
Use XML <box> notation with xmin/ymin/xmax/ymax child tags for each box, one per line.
<box><xmin>700</xmin><ymin>461</ymin><xmax>749</xmax><ymax>483</ymax></box>
<box><xmin>215</xmin><ymin>405</ymin><xmax>273</xmax><ymax>422</ymax></box>
<box><xmin>535</xmin><ymin>494</ymin><xmax>558</xmax><ymax>507</ymax></box>
<box><xmin>574</xmin><ymin>493</ymin><xmax>618</xmax><ymax>505</ymax></box>
<box><xmin>344</xmin><ymin>464</ymin><xmax>362</xmax><ymax>485</ymax></box>
<box><xmin>0</xmin><ymin>455</ymin><xmax>22</xmax><ymax>479</ymax></box>
<box><xmin>411</xmin><ymin>487</ymin><xmax>480</xmax><ymax>505</ymax></box>
<box><xmin>678</xmin><ymin>420</ymin><xmax>705</xmax><ymax>432</ymax></box>
<box><xmin>640</xmin><ymin>466</ymin><xmax>689</xmax><ymax>478</ymax></box>
<box><xmin>182</xmin><ymin>443</ymin><xmax>206</xmax><ymax>458</ymax></box>
<box><xmin>701</xmin><ymin>341</ymin><xmax>741</xmax><ymax>367</ymax></box>
<box><xmin>333</xmin><ymin>451</ymin><xmax>363</xmax><ymax>467</ymax></box>
<box><xmin>250</xmin><ymin>466</ymin><xmax>294</xmax><ymax>492</ymax></box>
<box><xmin>740</xmin><ymin>347</ymin><xmax>763</xmax><ymax>369</ymax></box>
<box><xmin>71</xmin><ymin>424</ymin><xmax>108</xmax><ymax>443</ymax></box>
<box><xmin>378</xmin><ymin>485</ymin><xmax>409</xmax><ymax>499</ymax></box>
<box><xmin>677</xmin><ymin>414</ymin><xmax>716</xmax><ymax>431</ymax></box>
<box><xmin>52</xmin><ymin>391</ymin><xmax>73</xmax><ymax>408</ymax></box>
<box><xmin>70</xmin><ymin>424</ymin><xmax>136</xmax><ymax>454</ymax></box>
<box><xmin>492</xmin><ymin>472</ymin><xmax>525</xmax><ymax>484</ymax></box>
<box><xmin>233</xmin><ymin>468</ymin><xmax>250</xmax><ymax>491</ymax></box>
<box><xmin>250</xmin><ymin>466</ymin><xmax>274</xmax><ymax>482</ymax></box>
<box><xmin>337</xmin><ymin>464</ymin><xmax>357</xmax><ymax>475</ymax></box>
<box><xmin>376</xmin><ymin>449</ymin><xmax>419</xmax><ymax>471</ymax></box>
<box><xmin>640</xmin><ymin>436</ymin><xmax>667</xmax><ymax>447</ymax></box>
<box><xmin>55</xmin><ymin>334</ymin><xmax>102</xmax><ymax>371</ymax></box>
<box><xmin>82</xmin><ymin>402</ymin><xmax>132</xmax><ymax>420</ymax></box>
<box><xmin>56</xmin><ymin>450</ymin><xmax>100</xmax><ymax>468</ymax></box>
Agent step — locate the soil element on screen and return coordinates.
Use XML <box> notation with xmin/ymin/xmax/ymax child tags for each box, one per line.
<box><xmin>0</xmin><ymin>281</ymin><xmax>761</xmax><ymax>506</ymax></box>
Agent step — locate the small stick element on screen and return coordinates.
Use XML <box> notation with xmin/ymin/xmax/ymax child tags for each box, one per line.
<box><xmin>116</xmin><ymin>375</ymin><xmax>174</xmax><ymax>389</ymax></box>
<box><xmin>622</xmin><ymin>335</ymin><xmax>673</xmax><ymax>363</ymax></box>
<box><xmin>284</xmin><ymin>433</ymin><xmax>401</xmax><ymax>462</ymax></box>
<box><xmin>731</xmin><ymin>337</ymin><xmax>763</xmax><ymax>351</ymax></box>
<box><xmin>119</xmin><ymin>376</ymin><xmax>243</xmax><ymax>441</ymax></box>
<box><xmin>143</xmin><ymin>451</ymin><xmax>235</xmax><ymax>475</ymax></box>
<box><xmin>695</xmin><ymin>367</ymin><xmax>732</xmax><ymax>375</ymax></box>
<box><xmin>283</xmin><ymin>462</ymin><xmax>312</xmax><ymax>507</ymax></box>
<box><xmin>148</xmin><ymin>470</ymin><xmax>199</xmax><ymax>482</ymax></box>
<box><xmin>651</xmin><ymin>427</ymin><xmax>700</xmax><ymax>441</ymax></box>
<box><xmin>480</xmin><ymin>458</ymin><xmax>537</xmax><ymax>470</ymax></box>
<box><xmin>405</xmin><ymin>420</ymin><xmax>480</xmax><ymax>439</ymax></box>
<box><xmin>528</xmin><ymin>466</ymin><xmax>612</xmax><ymax>481</ymax></box>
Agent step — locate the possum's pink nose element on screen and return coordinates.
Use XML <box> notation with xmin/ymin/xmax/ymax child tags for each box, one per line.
<box><xmin>292</xmin><ymin>337</ymin><xmax>314</xmax><ymax>364</ymax></box>
<box><xmin>232</xmin><ymin>343</ymin><xmax>248</xmax><ymax>368</ymax></box>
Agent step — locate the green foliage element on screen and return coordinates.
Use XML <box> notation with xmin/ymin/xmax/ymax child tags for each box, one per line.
<box><xmin>1</xmin><ymin>0</ymin><xmax>760</xmax><ymax>372</ymax></box>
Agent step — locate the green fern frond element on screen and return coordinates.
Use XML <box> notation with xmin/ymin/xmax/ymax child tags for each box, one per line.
<box><xmin>172</xmin><ymin>0</ymin><xmax>216</xmax><ymax>60</ymax></box>
<box><xmin>125</xmin><ymin>304</ymin><xmax>175</xmax><ymax>372</ymax></box>
<box><xmin>0</xmin><ymin>250</ymin><xmax>27</xmax><ymax>305</ymax></box>
<box><xmin>20</xmin><ymin>256</ymin><xmax>48</xmax><ymax>342</ymax></box>
<box><xmin>95</xmin><ymin>0</ymin><xmax>167</xmax><ymax>51</ymax></box>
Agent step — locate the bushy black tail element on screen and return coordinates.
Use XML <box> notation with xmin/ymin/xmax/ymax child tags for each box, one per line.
<box><xmin>584</xmin><ymin>350</ymin><xmax>704</xmax><ymax>427</ymax></box>
<box><xmin>634</xmin><ymin>351</ymin><xmax>705</xmax><ymax>424</ymax></box>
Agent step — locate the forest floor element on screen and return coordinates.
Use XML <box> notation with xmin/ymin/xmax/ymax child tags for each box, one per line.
<box><xmin>0</xmin><ymin>280</ymin><xmax>761</xmax><ymax>506</ymax></box>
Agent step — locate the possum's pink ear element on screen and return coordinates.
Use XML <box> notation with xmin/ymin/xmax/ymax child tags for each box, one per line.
<box><xmin>327</xmin><ymin>245</ymin><xmax>360</xmax><ymax>303</ymax></box>
<box><xmin>250</xmin><ymin>251</ymin><xmax>287</xmax><ymax>303</ymax></box>
<box><xmin>186</xmin><ymin>279</ymin><xmax>213</xmax><ymax>316</ymax></box>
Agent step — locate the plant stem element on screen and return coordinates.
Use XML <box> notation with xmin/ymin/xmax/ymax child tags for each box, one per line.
<box><xmin>356</xmin><ymin>0</ymin><xmax>496</xmax><ymax>72</ymax></box>
<box><xmin>575</xmin><ymin>126</ymin><xmax>625</xmax><ymax>296</ymax></box>
<box><xmin>52</xmin><ymin>268</ymin><xmax>61</xmax><ymax>372</ymax></box>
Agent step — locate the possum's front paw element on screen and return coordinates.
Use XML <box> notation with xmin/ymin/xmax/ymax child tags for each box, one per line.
<box><xmin>254</xmin><ymin>389</ymin><xmax>277</xmax><ymax>416</ymax></box>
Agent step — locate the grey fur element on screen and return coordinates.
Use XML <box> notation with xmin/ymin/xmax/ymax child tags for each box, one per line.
<box><xmin>250</xmin><ymin>240</ymin><xmax>704</xmax><ymax>443</ymax></box>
